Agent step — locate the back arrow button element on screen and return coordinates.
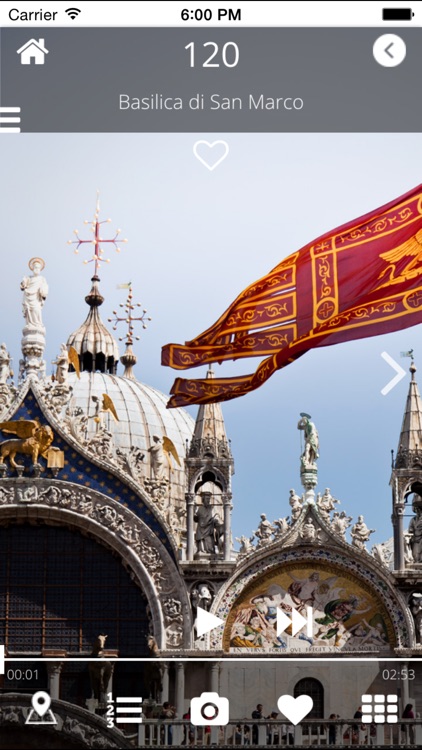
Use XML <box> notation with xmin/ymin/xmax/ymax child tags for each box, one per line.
<box><xmin>373</xmin><ymin>34</ymin><xmax>406</xmax><ymax>67</ymax></box>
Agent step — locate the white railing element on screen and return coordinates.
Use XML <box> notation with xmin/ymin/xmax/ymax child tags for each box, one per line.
<box><xmin>136</xmin><ymin>718</ymin><xmax>422</xmax><ymax>747</ymax></box>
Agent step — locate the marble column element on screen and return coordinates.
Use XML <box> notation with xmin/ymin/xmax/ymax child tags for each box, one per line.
<box><xmin>210</xmin><ymin>662</ymin><xmax>220</xmax><ymax>693</ymax></box>
<box><xmin>46</xmin><ymin>662</ymin><xmax>63</xmax><ymax>700</ymax></box>
<box><xmin>161</xmin><ymin>662</ymin><xmax>169</xmax><ymax>703</ymax></box>
<box><xmin>375</xmin><ymin>724</ymin><xmax>385</xmax><ymax>745</ymax></box>
<box><xmin>174</xmin><ymin>662</ymin><xmax>186</xmax><ymax>747</ymax></box>
<box><xmin>395</xmin><ymin>503</ymin><xmax>405</xmax><ymax>571</ymax></box>
<box><xmin>401</xmin><ymin>664</ymin><xmax>410</xmax><ymax>707</ymax></box>
<box><xmin>175</xmin><ymin>662</ymin><xmax>185</xmax><ymax>716</ymax></box>
<box><xmin>222</xmin><ymin>494</ymin><xmax>232</xmax><ymax>561</ymax></box>
<box><xmin>186</xmin><ymin>494</ymin><xmax>195</xmax><ymax>561</ymax></box>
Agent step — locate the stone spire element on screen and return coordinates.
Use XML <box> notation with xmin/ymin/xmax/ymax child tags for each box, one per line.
<box><xmin>185</xmin><ymin>367</ymin><xmax>234</xmax><ymax>562</ymax></box>
<box><xmin>392</xmin><ymin>358</ymin><xmax>422</xmax><ymax>572</ymax></box>
<box><xmin>396</xmin><ymin>361</ymin><xmax>422</xmax><ymax>457</ymax></box>
<box><xmin>191</xmin><ymin>367</ymin><xmax>231</xmax><ymax>452</ymax></box>
<box><xmin>66</xmin><ymin>276</ymin><xmax>119</xmax><ymax>374</ymax></box>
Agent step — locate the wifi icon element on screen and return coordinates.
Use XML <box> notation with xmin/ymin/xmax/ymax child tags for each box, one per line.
<box><xmin>65</xmin><ymin>7</ymin><xmax>81</xmax><ymax>19</ymax></box>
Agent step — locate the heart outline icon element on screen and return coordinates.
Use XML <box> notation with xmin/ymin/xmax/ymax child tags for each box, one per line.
<box><xmin>193</xmin><ymin>140</ymin><xmax>229</xmax><ymax>171</ymax></box>
<box><xmin>277</xmin><ymin>694</ymin><xmax>313</xmax><ymax>725</ymax></box>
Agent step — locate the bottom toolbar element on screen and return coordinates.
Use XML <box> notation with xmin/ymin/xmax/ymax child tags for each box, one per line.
<box><xmin>0</xmin><ymin>658</ymin><xmax>420</xmax><ymax>748</ymax></box>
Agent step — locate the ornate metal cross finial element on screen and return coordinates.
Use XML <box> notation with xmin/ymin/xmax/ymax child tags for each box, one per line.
<box><xmin>108</xmin><ymin>283</ymin><xmax>151</xmax><ymax>344</ymax></box>
<box><xmin>67</xmin><ymin>192</ymin><xmax>128</xmax><ymax>276</ymax></box>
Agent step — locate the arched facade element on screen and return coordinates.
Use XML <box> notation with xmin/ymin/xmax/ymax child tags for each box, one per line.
<box><xmin>211</xmin><ymin>506</ymin><xmax>414</xmax><ymax>654</ymax></box>
<box><xmin>0</xmin><ymin>379</ymin><xmax>193</xmax><ymax>654</ymax></box>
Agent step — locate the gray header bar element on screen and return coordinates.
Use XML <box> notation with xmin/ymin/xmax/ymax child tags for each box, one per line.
<box><xmin>1</xmin><ymin>28</ymin><xmax>421</xmax><ymax>132</ymax></box>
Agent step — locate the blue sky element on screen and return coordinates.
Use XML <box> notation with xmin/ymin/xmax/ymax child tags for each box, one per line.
<box><xmin>1</xmin><ymin>132</ymin><xmax>421</xmax><ymax>547</ymax></box>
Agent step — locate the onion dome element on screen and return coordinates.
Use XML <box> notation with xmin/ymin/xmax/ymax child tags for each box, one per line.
<box><xmin>67</xmin><ymin>275</ymin><xmax>119</xmax><ymax>374</ymax></box>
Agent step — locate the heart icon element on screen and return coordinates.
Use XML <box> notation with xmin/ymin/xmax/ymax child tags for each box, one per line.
<box><xmin>193</xmin><ymin>140</ymin><xmax>229</xmax><ymax>171</ymax></box>
<box><xmin>277</xmin><ymin>695</ymin><xmax>313</xmax><ymax>725</ymax></box>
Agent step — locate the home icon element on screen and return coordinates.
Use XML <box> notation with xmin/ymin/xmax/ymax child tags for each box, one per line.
<box><xmin>17</xmin><ymin>38</ymin><xmax>49</xmax><ymax>65</ymax></box>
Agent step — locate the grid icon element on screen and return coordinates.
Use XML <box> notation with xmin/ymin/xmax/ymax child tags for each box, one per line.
<box><xmin>361</xmin><ymin>694</ymin><xmax>398</xmax><ymax>723</ymax></box>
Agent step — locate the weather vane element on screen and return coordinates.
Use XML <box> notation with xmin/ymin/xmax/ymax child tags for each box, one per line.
<box><xmin>108</xmin><ymin>283</ymin><xmax>151</xmax><ymax>344</ymax></box>
<box><xmin>67</xmin><ymin>191</ymin><xmax>128</xmax><ymax>276</ymax></box>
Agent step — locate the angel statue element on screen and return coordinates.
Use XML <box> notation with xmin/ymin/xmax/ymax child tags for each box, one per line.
<box><xmin>297</xmin><ymin>413</ymin><xmax>319</xmax><ymax>468</ymax></box>
<box><xmin>52</xmin><ymin>343</ymin><xmax>69</xmax><ymax>385</ymax></box>
<box><xmin>52</xmin><ymin>344</ymin><xmax>80</xmax><ymax>385</ymax></box>
<box><xmin>91</xmin><ymin>393</ymin><xmax>119</xmax><ymax>428</ymax></box>
<box><xmin>148</xmin><ymin>434</ymin><xmax>180</xmax><ymax>480</ymax></box>
<box><xmin>0</xmin><ymin>419</ymin><xmax>54</xmax><ymax>469</ymax></box>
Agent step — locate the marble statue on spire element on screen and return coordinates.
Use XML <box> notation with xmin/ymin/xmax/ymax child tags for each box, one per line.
<box><xmin>297</xmin><ymin>412</ymin><xmax>319</xmax><ymax>497</ymax></box>
<box><xmin>20</xmin><ymin>258</ymin><xmax>48</xmax><ymax>381</ymax></box>
<box><xmin>298</xmin><ymin>413</ymin><xmax>319</xmax><ymax>468</ymax></box>
<box><xmin>21</xmin><ymin>257</ymin><xmax>48</xmax><ymax>329</ymax></box>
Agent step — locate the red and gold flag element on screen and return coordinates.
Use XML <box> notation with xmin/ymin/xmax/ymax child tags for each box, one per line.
<box><xmin>162</xmin><ymin>184</ymin><xmax>422</xmax><ymax>407</ymax></box>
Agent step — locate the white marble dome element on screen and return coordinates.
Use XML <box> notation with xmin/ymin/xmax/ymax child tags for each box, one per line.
<box><xmin>67</xmin><ymin>371</ymin><xmax>194</xmax><ymax>502</ymax></box>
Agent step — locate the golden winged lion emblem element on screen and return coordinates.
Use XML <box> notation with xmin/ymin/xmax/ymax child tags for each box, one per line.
<box><xmin>377</xmin><ymin>229</ymin><xmax>422</xmax><ymax>288</ymax></box>
<box><xmin>0</xmin><ymin>419</ymin><xmax>54</xmax><ymax>469</ymax></box>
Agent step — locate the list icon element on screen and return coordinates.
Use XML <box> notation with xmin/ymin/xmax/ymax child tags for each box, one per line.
<box><xmin>106</xmin><ymin>693</ymin><xmax>143</xmax><ymax>727</ymax></box>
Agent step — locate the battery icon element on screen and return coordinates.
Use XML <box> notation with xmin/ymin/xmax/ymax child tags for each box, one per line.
<box><xmin>382</xmin><ymin>8</ymin><xmax>414</xmax><ymax>20</ymax></box>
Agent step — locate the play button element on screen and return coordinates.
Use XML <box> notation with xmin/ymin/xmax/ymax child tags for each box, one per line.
<box><xmin>195</xmin><ymin>607</ymin><xmax>225</xmax><ymax>637</ymax></box>
<box><xmin>373</xmin><ymin>34</ymin><xmax>406</xmax><ymax>67</ymax></box>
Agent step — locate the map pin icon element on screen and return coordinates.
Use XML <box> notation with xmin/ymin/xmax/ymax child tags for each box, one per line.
<box><xmin>31</xmin><ymin>691</ymin><xmax>51</xmax><ymax>718</ymax></box>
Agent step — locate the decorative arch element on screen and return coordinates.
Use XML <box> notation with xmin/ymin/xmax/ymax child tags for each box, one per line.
<box><xmin>188</xmin><ymin>465</ymin><xmax>229</xmax><ymax>494</ymax></box>
<box><xmin>403</xmin><ymin>479</ymin><xmax>422</xmax><ymax>501</ymax></box>
<box><xmin>0</xmin><ymin>479</ymin><xmax>192</xmax><ymax>650</ymax></box>
<box><xmin>211</xmin><ymin>546</ymin><xmax>412</xmax><ymax>652</ymax></box>
<box><xmin>0</xmin><ymin>378</ymin><xmax>183</xmax><ymax>559</ymax></box>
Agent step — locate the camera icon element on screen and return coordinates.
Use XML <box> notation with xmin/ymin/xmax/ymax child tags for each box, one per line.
<box><xmin>190</xmin><ymin>692</ymin><xmax>229</xmax><ymax>726</ymax></box>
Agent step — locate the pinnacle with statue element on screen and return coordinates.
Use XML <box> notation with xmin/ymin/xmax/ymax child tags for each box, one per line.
<box><xmin>20</xmin><ymin>257</ymin><xmax>48</xmax><ymax>381</ymax></box>
<box><xmin>235</xmin><ymin>415</ymin><xmax>378</xmax><ymax>555</ymax></box>
<box><xmin>297</xmin><ymin>412</ymin><xmax>319</xmax><ymax>495</ymax></box>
